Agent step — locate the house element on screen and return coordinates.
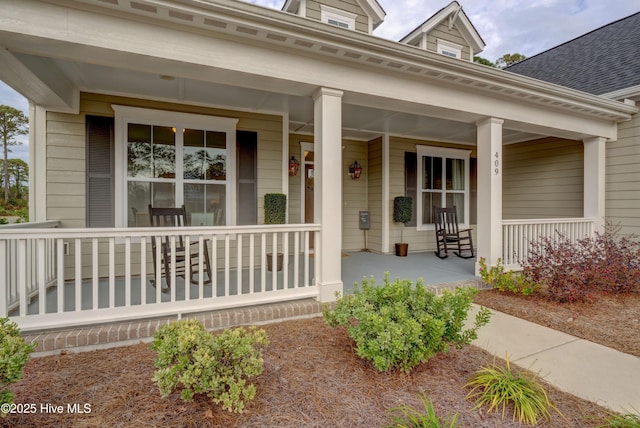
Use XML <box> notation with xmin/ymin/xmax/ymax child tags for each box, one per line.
<box><xmin>506</xmin><ymin>11</ymin><xmax>640</xmax><ymax>236</ymax></box>
<box><xmin>0</xmin><ymin>0</ymin><xmax>636</xmax><ymax>332</ymax></box>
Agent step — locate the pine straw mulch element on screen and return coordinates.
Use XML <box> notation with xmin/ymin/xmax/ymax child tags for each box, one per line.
<box><xmin>474</xmin><ymin>290</ymin><xmax>640</xmax><ymax>358</ymax></box>
<box><xmin>3</xmin><ymin>304</ymin><xmax>625</xmax><ymax>428</ymax></box>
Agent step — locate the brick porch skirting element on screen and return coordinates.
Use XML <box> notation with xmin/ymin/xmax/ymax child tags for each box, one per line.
<box><xmin>22</xmin><ymin>279</ymin><xmax>487</xmax><ymax>356</ymax></box>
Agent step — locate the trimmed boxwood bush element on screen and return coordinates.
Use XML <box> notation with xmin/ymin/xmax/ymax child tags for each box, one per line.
<box><xmin>264</xmin><ymin>193</ymin><xmax>286</xmax><ymax>225</ymax></box>
<box><xmin>323</xmin><ymin>275</ymin><xmax>491</xmax><ymax>373</ymax></box>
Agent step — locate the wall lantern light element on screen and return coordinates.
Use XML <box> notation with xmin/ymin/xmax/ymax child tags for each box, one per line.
<box><xmin>289</xmin><ymin>156</ymin><xmax>300</xmax><ymax>176</ymax></box>
<box><xmin>349</xmin><ymin>160</ymin><xmax>363</xmax><ymax>180</ymax></box>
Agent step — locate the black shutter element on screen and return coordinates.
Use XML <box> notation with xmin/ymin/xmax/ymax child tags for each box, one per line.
<box><xmin>405</xmin><ymin>152</ymin><xmax>417</xmax><ymax>227</ymax></box>
<box><xmin>86</xmin><ymin>115</ymin><xmax>114</xmax><ymax>227</ymax></box>
<box><xmin>237</xmin><ymin>131</ymin><xmax>257</xmax><ymax>225</ymax></box>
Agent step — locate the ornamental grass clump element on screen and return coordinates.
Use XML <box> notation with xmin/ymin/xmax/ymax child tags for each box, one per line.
<box><xmin>151</xmin><ymin>319</ymin><xmax>268</xmax><ymax>413</ymax></box>
<box><xmin>323</xmin><ymin>275</ymin><xmax>491</xmax><ymax>373</ymax></box>
<box><xmin>1</xmin><ymin>318</ymin><xmax>37</xmax><ymax>417</ymax></box>
<box><xmin>385</xmin><ymin>393</ymin><xmax>459</xmax><ymax>428</ymax></box>
<box><xmin>466</xmin><ymin>355</ymin><xmax>560</xmax><ymax>426</ymax></box>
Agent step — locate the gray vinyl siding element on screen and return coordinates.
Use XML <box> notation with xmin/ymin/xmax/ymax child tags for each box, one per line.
<box><xmin>427</xmin><ymin>21</ymin><xmax>471</xmax><ymax>60</ymax></box>
<box><xmin>606</xmin><ymin>114</ymin><xmax>640</xmax><ymax>235</ymax></box>
<box><xmin>503</xmin><ymin>138</ymin><xmax>584</xmax><ymax>219</ymax></box>
<box><xmin>389</xmin><ymin>136</ymin><xmax>477</xmax><ymax>253</ymax></box>
<box><xmin>367</xmin><ymin>137</ymin><xmax>383</xmax><ymax>252</ymax></box>
<box><xmin>306</xmin><ymin>0</ymin><xmax>370</xmax><ymax>33</ymax></box>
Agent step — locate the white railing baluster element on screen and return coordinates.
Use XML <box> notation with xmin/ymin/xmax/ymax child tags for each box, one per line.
<box><xmin>237</xmin><ymin>234</ymin><xmax>243</xmax><ymax>295</ymax></box>
<box><xmin>109</xmin><ymin>238</ymin><xmax>115</xmax><ymax>308</ymax></box>
<box><xmin>304</xmin><ymin>231</ymin><xmax>310</xmax><ymax>287</ymax></box>
<box><xmin>140</xmin><ymin>237</ymin><xmax>146</xmax><ymax>305</ymax></box>
<box><xmin>249</xmin><ymin>233</ymin><xmax>255</xmax><ymax>294</ymax></box>
<box><xmin>38</xmin><ymin>239</ymin><xmax>46</xmax><ymax>315</ymax></box>
<box><xmin>125</xmin><ymin>237</ymin><xmax>131</xmax><ymax>307</ymax></box>
<box><xmin>184</xmin><ymin>235</ymin><xmax>191</xmax><ymax>301</ymax></box>
<box><xmin>271</xmin><ymin>232</ymin><xmax>278</xmax><ymax>291</ymax></box>
<box><xmin>210</xmin><ymin>234</ymin><xmax>217</xmax><ymax>296</ymax></box>
<box><xmin>92</xmin><ymin>239</ymin><xmax>99</xmax><ymax>310</ymax></box>
<box><xmin>224</xmin><ymin>234</ymin><xmax>230</xmax><ymax>297</ymax></box>
<box><xmin>294</xmin><ymin>231</ymin><xmax>300</xmax><ymax>289</ymax></box>
<box><xmin>260</xmin><ymin>232</ymin><xmax>266</xmax><ymax>293</ymax></box>
<box><xmin>154</xmin><ymin>237</ymin><xmax>162</xmax><ymax>303</ymax></box>
<box><xmin>283</xmin><ymin>232</ymin><xmax>289</xmax><ymax>290</ymax></box>
<box><xmin>197</xmin><ymin>236</ymin><xmax>204</xmax><ymax>300</ymax></box>
<box><xmin>169</xmin><ymin>236</ymin><xmax>176</xmax><ymax>302</ymax></box>
<box><xmin>57</xmin><ymin>239</ymin><xmax>64</xmax><ymax>313</ymax></box>
<box><xmin>74</xmin><ymin>239</ymin><xmax>82</xmax><ymax>311</ymax></box>
<box><xmin>18</xmin><ymin>240</ymin><xmax>27</xmax><ymax>317</ymax></box>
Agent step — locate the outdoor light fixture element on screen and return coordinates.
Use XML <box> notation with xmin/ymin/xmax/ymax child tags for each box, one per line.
<box><xmin>348</xmin><ymin>160</ymin><xmax>363</xmax><ymax>180</ymax></box>
<box><xmin>289</xmin><ymin>156</ymin><xmax>300</xmax><ymax>176</ymax></box>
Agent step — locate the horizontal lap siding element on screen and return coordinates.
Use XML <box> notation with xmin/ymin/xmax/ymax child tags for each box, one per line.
<box><xmin>389</xmin><ymin>137</ymin><xmax>477</xmax><ymax>253</ymax></box>
<box><xmin>606</xmin><ymin>115</ymin><xmax>640</xmax><ymax>235</ymax></box>
<box><xmin>287</xmin><ymin>135</ymin><xmax>369</xmax><ymax>251</ymax></box>
<box><xmin>306</xmin><ymin>0</ymin><xmax>369</xmax><ymax>33</ymax></box>
<box><xmin>427</xmin><ymin>21</ymin><xmax>471</xmax><ymax>60</ymax></box>
<box><xmin>51</xmin><ymin>92</ymin><xmax>283</xmax><ymax>278</ymax></box>
<box><xmin>503</xmin><ymin>138</ymin><xmax>583</xmax><ymax>219</ymax></box>
<box><xmin>367</xmin><ymin>137</ymin><xmax>383</xmax><ymax>252</ymax></box>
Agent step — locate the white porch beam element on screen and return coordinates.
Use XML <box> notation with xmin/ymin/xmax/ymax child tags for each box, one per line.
<box><xmin>0</xmin><ymin>48</ymin><xmax>78</xmax><ymax>113</ymax></box>
<box><xmin>313</xmin><ymin>88</ymin><xmax>343</xmax><ymax>302</ymax></box>
<box><xmin>583</xmin><ymin>137</ymin><xmax>606</xmax><ymax>233</ymax></box>
<box><xmin>476</xmin><ymin>117</ymin><xmax>504</xmax><ymax>272</ymax></box>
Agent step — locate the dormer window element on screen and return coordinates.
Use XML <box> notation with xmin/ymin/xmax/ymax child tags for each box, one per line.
<box><xmin>437</xmin><ymin>39</ymin><xmax>462</xmax><ymax>59</ymax></box>
<box><xmin>320</xmin><ymin>5</ymin><xmax>356</xmax><ymax>30</ymax></box>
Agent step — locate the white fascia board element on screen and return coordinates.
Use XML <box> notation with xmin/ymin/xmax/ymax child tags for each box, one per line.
<box><xmin>356</xmin><ymin>0</ymin><xmax>386</xmax><ymax>29</ymax></box>
<box><xmin>601</xmin><ymin>85</ymin><xmax>640</xmax><ymax>102</ymax></box>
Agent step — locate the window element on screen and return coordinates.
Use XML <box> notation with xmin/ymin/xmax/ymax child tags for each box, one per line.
<box><xmin>320</xmin><ymin>5</ymin><xmax>356</xmax><ymax>30</ymax></box>
<box><xmin>416</xmin><ymin>146</ymin><xmax>471</xmax><ymax>230</ymax></box>
<box><xmin>113</xmin><ymin>106</ymin><xmax>238</xmax><ymax>228</ymax></box>
<box><xmin>436</xmin><ymin>39</ymin><xmax>462</xmax><ymax>59</ymax></box>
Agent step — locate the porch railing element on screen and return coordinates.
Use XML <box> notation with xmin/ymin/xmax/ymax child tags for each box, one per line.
<box><xmin>0</xmin><ymin>224</ymin><xmax>320</xmax><ymax>331</ymax></box>
<box><xmin>0</xmin><ymin>221</ymin><xmax>61</xmax><ymax>314</ymax></box>
<box><xmin>502</xmin><ymin>218</ymin><xmax>595</xmax><ymax>269</ymax></box>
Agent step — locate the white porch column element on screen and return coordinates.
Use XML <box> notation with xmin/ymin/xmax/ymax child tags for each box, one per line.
<box><xmin>476</xmin><ymin>117</ymin><xmax>504</xmax><ymax>273</ymax></box>
<box><xmin>29</xmin><ymin>103</ymin><xmax>47</xmax><ymax>223</ymax></box>
<box><xmin>583</xmin><ymin>137</ymin><xmax>606</xmax><ymax>233</ymax></box>
<box><xmin>313</xmin><ymin>88</ymin><xmax>343</xmax><ymax>302</ymax></box>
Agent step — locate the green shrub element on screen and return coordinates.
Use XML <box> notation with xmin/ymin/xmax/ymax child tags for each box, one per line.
<box><xmin>151</xmin><ymin>319</ymin><xmax>269</xmax><ymax>413</ymax></box>
<box><xmin>385</xmin><ymin>393</ymin><xmax>459</xmax><ymax>428</ymax></box>
<box><xmin>1</xmin><ymin>318</ymin><xmax>37</xmax><ymax>417</ymax></box>
<box><xmin>264</xmin><ymin>193</ymin><xmax>286</xmax><ymax>224</ymax></box>
<box><xmin>479</xmin><ymin>258</ymin><xmax>538</xmax><ymax>296</ymax></box>
<box><xmin>466</xmin><ymin>355</ymin><xmax>560</xmax><ymax>425</ymax></box>
<box><xmin>323</xmin><ymin>275</ymin><xmax>491</xmax><ymax>373</ymax></box>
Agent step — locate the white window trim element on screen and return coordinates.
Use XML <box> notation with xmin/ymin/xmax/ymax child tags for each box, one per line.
<box><xmin>436</xmin><ymin>39</ymin><xmax>463</xmax><ymax>59</ymax></box>
<box><xmin>416</xmin><ymin>145</ymin><xmax>471</xmax><ymax>231</ymax></box>
<box><xmin>320</xmin><ymin>5</ymin><xmax>357</xmax><ymax>30</ymax></box>
<box><xmin>112</xmin><ymin>105</ymin><xmax>239</xmax><ymax>228</ymax></box>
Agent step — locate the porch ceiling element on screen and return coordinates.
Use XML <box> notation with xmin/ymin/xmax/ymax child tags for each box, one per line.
<box><xmin>8</xmin><ymin>51</ymin><xmax>540</xmax><ymax>144</ymax></box>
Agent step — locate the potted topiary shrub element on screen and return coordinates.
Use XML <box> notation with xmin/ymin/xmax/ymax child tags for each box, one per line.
<box><xmin>264</xmin><ymin>193</ymin><xmax>286</xmax><ymax>271</ymax></box>
<box><xmin>393</xmin><ymin>196</ymin><xmax>413</xmax><ymax>257</ymax></box>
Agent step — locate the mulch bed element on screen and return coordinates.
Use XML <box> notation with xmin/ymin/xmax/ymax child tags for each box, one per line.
<box><xmin>4</xmin><ymin>315</ymin><xmax>616</xmax><ymax>428</ymax></box>
<box><xmin>474</xmin><ymin>290</ymin><xmax>640</xmax><ymax>358</ymax></box>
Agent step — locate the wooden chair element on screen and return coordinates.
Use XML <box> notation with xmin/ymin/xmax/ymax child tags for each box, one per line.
<box><xmin>433</xmin><ymin>206</ymin><xmax>474</xmax><ymax>259</ymax></box>
<box><xmin>148</xmin><ymin>205</ymin><xmax>213</xmax><ymax>289</ymax></box>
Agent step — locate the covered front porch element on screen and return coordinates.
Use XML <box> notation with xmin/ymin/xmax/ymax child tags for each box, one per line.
<box><xmin>0</xmin><ymin>0</ymin><xmax>634</xmax><ymax>332</ymax></box>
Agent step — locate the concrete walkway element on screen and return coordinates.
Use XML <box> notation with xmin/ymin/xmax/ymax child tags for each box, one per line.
<box><xmin>470</xmin><ymin>305</ymin><xmax>640</xmax><ymax>415</ymax></box>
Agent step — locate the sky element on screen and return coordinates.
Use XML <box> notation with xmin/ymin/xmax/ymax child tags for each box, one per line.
<box><xmin>1</xmin><ymin>0</ymin><xmax>638</xmax><ymax>162</ymax></box>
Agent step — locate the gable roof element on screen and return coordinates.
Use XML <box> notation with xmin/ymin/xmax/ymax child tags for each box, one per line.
<box><xmin>282</xmin><ymin>0</ymin><xmax>386</xmax><ymax>29</ymax></box>
<box><xmin>399</xmin><ymin>1</ymin><xmax>485</xmax><ymax>54</ymax></box>
<box><xmin>506</xmin><ymin>11</ymin><xmax>640</xmax><ymax>96</ymax></box>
